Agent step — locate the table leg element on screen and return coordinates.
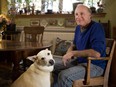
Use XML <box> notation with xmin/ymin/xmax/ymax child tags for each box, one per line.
<box><xmin>11</xmin><ymin>51</ymin><xmax>23</xmax><ymax>81</ymax></box>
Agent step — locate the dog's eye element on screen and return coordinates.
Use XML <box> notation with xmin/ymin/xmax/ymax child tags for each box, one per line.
<box><xmin>41</xmin><ymin>57</ymin><xmax>44</xmax><ymax>60</ymax></box>
<box><xmin>47</xmin><ymin>53</ymin><xmax>50</xmax><ymax>55</ymax></box>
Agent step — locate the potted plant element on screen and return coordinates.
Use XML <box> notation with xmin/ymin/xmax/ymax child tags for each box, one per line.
<box><xmin>0</xmin><ymin>14</ymin><xmax>11</xmax><ymax>31</ymax></box>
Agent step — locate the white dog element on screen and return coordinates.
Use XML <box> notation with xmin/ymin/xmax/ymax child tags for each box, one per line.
<box><xmin>11</xmin><ymin>49</ymin><xmax>55</xmax><ymax>87</ymax></box>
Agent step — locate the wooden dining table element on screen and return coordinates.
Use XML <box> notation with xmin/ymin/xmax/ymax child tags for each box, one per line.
<box><xmin>0</xmin><ymin>40</ymin><xmax>52</xmax><ymax>81</ymax></box>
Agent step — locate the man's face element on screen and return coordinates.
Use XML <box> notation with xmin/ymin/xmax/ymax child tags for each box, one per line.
<box><xmin>74</xmin><ymin>5</ymin><xmax>91</xmax><ymax>27</ymax></box>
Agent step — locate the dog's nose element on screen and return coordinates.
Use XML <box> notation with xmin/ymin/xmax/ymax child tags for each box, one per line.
<box><xmin>41</xmin><ymin>57</ymin><xmax>45</xmax><ymax>60</ymax></box>
<box><xmin>49</xmin><ymin>59</ymin><xmax>54</xmax><ymax>65</ymax></box>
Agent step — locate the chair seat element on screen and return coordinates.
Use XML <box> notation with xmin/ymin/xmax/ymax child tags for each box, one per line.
<box><xmin>73</xmin><ymin>77</ymin><xmax>104</xmax><ymax>87</ymax></box>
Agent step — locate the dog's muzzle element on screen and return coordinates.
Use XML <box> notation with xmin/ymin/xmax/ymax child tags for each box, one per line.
<box><xmin>49</xmin><ymin>59</ymin><xmax>55</xmax><ymax>66</ymax></box>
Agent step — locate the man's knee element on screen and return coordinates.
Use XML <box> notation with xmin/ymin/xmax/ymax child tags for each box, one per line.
<box><xmin>58</xmin><ymin>71</ymin><xmax>69</xmax><ymax>81</ymax></box>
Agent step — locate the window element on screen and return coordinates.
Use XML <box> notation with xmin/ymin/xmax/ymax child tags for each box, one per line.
<box><xmin>7</xmin><ymin>0</ymin><xmax>103</xmax><ymax>14</ymax></box>
<box><xmin>62</xmin><ymin>0</ymin><xmax>102</xmax><ymax>13</ymax></box>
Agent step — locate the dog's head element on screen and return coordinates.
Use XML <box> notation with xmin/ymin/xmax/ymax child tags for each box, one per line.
<box><xmin>27</xmin><ymin>49</ymin><xmax>55</xmax><ymax>72</ymax></box>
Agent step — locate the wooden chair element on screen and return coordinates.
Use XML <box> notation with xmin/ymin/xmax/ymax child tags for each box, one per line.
<box><xmin>2</xmin><ymin>24</ymin><xmax>20</xmax><ymax>41</ymax></box>
<box><xmin>23</xmin><ymin>26</ymin><xmax>44</xmax><ymax>42</ymax></box>
<box><xmin>99</xmin><ymin>20</ymin><xmax>110</xmax><ymax>38</ymax></box>
<box><xmin>112</xmin><ymin>26</ymin><xmax>116</xmax><ymax>40</ymax></box>
<box><xmin>73</xmin><ymin>38</ymin><xmax>116</xmax><ymax>87</ymax></box>
<box><xmin>23</xmin><ymin>26</ymin><xmax>45</xmax><ymax>70</ymax></box>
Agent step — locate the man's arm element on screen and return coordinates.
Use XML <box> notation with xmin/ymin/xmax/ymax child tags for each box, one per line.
<box><xmin>66</xmin><ymin>43</ymin><xmax>100</xmax><ymax>58</ymax></box>
<box><xmin>71</xmin><ymin>49</ymin><xmax>101</xmax><ymax>58</ymax></box>
<box><xmin>62</xmin><ymin>44</ymin><xmax>101</xmax><ymax>66</ymax></box>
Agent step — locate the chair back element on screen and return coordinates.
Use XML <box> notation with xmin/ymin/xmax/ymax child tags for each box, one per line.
<box><xmin>99</xmin><ymin>20</ymin><xmax>110</xmax><ymax>38</ymax></box>
<box><xmin>104</xmin><ymin>38</ymin><xmax>115</xmax><ymax>86</ymax></box>
<box><xmin>24</xmin><ymin>26</ymin><xmax>44</xmax><ymax>42</ymax></box>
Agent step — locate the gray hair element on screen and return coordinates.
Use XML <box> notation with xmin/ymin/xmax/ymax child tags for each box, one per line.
<box><xmin>76</xmin><ymin>4</ymin><xmax>92</xmax><ymax>14</ymax></box>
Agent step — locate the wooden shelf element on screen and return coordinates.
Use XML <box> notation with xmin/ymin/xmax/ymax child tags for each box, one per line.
<box><xmin>92</xmin><ymin>13</ymin><xmax>106</xmax><ymax>17</ymax></box>
<box><xmin>15</xmin><ymin>13</ymin><xmax>106</xmax><ymax>18</ymax></box>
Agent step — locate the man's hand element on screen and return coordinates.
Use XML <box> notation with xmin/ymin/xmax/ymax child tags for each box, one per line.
<box><xmin>62</xmin><ymin>51</ymin><xmax>73</xmax><ymax>66</ymax></box>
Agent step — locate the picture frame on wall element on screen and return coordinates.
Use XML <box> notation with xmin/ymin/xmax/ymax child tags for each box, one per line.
<box><xmin>48</xmin><ymin>19</ymin><xmax>57</xmax><ymax>26</ymax></box>
<box><xmin>30</xmin><ymin>20</ymin><xmax>40</xmax><ymax>26</ymax></box>
<box><xmin>65</xmin><ymin>18</ymin><xmax>77</xmax><ymax>27</ymax></box>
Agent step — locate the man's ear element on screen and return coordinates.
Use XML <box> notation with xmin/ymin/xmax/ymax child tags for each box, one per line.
<box><xmin>90</xmin><ymin>14</ymin><xmax>92</xmax><ymax>19</ymax></box>
<box><xmin>27</xmin><ymin>55</ymin><xmax>37</xmax><ymax>62</ymax></box>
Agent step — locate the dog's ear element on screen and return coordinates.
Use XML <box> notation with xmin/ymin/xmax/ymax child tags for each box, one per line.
<box><xmin>45</xmin><ymin>48</ymin><xmax>48</xmax><ymax>51</ymax></box>
<box><xmin>27</xmin><ymin>55</ymin><xmax>37</xmax><ymax>62</ymax></box>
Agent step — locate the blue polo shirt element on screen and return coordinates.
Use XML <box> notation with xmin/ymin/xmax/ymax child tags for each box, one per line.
<box><xmin>73</xmin><ymin>21</ymin><xmax>106</xmax><ymax>69</ymax></box>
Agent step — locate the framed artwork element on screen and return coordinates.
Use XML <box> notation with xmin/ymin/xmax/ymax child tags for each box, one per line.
<box><xmin>48</xmin><ymin>19</ymin><xmax>57</xmax><ymax>26</ymax></box>
<box><xmin>57</xmin><ymin>19</ymin><xmax>64</xmax><ymax>27</ymax></box>
<box><xmin>40</xmin><ymin>19</ymin><xmax>48</xmax><ymax>27</ymax></box>
<box><xmin>30</xmin><ymin>20</ymin><xmax>40</xmax><ymax>26</ymax></box>
<box><xmin>65</xmin><ymin>18</ymin><xmax>77</xmax><ymax>27</ymax></box>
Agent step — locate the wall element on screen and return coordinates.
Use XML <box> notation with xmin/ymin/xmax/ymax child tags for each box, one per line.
<box><xmin>0</xmin><ymin>0</ymin><xmax>1</xmax><ymax>14</ymax></box>
<box><xmin>0</xmin><ymin>0</ymin><xmax>116</xmax><ymax>38</ymax></box>
<box><xmin>43</xmin><ymin>30</ymin><xmax>74</xmax><ymax>41</ymax></box>
<box><xmin>104</xmin><ymin>0</ymin><xmax>116</xmax><ymax>37</ymax></box>
<box><xmin>12</xmin><ymin>0</ymin><xmax>116</xmax><ymax>39</ymax></box>
<box><xmin>15</xmin><ymin>14</ymin><xmax>106</xmax><ymax>42</ymax></box>
<box><xmin>18</xmin><ymin>26</ymin><xmax>75</xmax><ymax>42</ymax></box>
<box><xmin>0</xmin><ymin>0</ymin><xmax>8</xmax><ymax>15</ymax></box>
<box><xmin>89</xmin><ymin>0</ymin><xmax>116</xmax><ymax>38</ymax></box>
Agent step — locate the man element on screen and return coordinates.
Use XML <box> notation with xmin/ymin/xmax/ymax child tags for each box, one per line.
<box><xmin>52</xmin><ymin>4</ymin><xmax>106</xmax><ymax>87</ymax></box>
